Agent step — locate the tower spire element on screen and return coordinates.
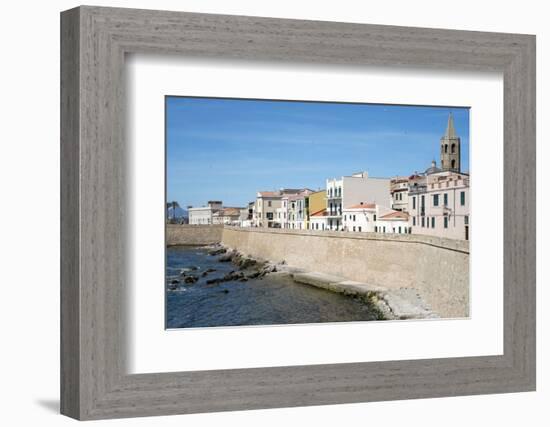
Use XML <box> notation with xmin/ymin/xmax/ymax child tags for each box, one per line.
<box><xmin>445</xmin><ymin>112</ymin><xmax>457</xmax><ymax>139</ymax></box>
<box><xmin>440</xmin><ymin>112</ymin><xmax>461</xmax><ymax>173</ymax></box>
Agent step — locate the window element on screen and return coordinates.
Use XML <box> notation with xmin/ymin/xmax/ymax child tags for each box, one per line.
<box><xmin>266</xmin><ymin>212</ymin><xmax>274</xmax><ymax>220</ymax></box>
<box><xmin>375</xmin><ymin>226</ymin><xmax>378</xmax><ymax>232</ymax></box>
<box><xmin>451</xmin><ymin>159</ymin><xmax>456</xmax><ymax>169</ymax></box>
<box><xmin>413</xmin><ymin>217</ymin><xmax>416</xmax><ymax>226</ymax></box>
<box><xmin>431</xmin><ymin>217</ymin><xmax>435</xmax><ymax>228</ymax></box>
<box><xmin>412</xmin><ymin>196</ymin><xmax>416</xmax><ymax>209</ymax></box>
<box><xmin>421</xmin><ymin>195</ymin><xmax>425</xmax><ymax>209</ymax></box>
<box><xmin>374</xmin><ymin>214</ymin><xmax>377</xmax><ymax>221</ymax></box>
<box><xmin>433</xmin><ymin>194</ymin><xmax>439</xmax><ymax>206</ymax></box>
<box><xmin>460</xmin><ymin>191</ymin><xmax>466</xmax><ymax>206</ymax></box>
<box><xmin>445</xmin><ymin>144</ymin><xmax>448</xmax><ymax>153</ymax></box>
<box><xmin>353</xmin><ymin>215</ymin><xmax>356</xmax><ymax>221</ymax></box>
<box><xmin>398</xmin><ymin>226</ymin><xmax>401</xmax><ymax>233</ymax></box>
<box><xmin>344</xmin><ymin>215</ymin><xmax>346</xmax><ymax>221</ymax></box>
<box><xmin>444</xmin><ymin>216</ymin><xmax>448</xmax><ymax>228</ymax></box>
<box><xmin>353</xmin><ymin>226</ymin><xmax>356</xmax><ymax>232</ymax></box>
<box><xmin>268</xmin><ymin>200</ymin><xmax>272</xmax><ymax>207</ymax></box>
<box><xmin>358</xmin><ymin>226</ymin><xmax>361</xmax><ymax>232</ymax></box>
<box><xmin>443</xmin><ymin>193</ymin><xmax>448</xmax><ymax>206</ymax></box>
<box><xmin>421</xmin><ymin>217</ymin><xmax>425</xmax><ymax>227</ymax></box>
<box><xmin>465</xmin><ymin>215</ymin><xmax>469</xmax><ymax>225</ymax></box>
<box><xmin>451</xmin><ymin>143</ymin><xmax>456</xmax><ymax>153</ymax></box>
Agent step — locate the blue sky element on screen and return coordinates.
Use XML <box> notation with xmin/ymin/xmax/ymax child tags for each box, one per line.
<box><xmin>166</xmin><ymin>97</ymin><xmax>469</xmax><ymax>208</ymax></box>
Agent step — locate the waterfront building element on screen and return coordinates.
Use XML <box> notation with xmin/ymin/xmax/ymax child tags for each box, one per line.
<box><xmin>310</xmin><ymin>208</ymin><xmax>328</xmax><ymax>231</ymax></box>
<box><xmin>254</xmin><ymin>188</ymin><xmax>308</xmax><ymax>228</ymax></box>
<box><xmin>408</xmin><ymin>170</ymin><xmax>470</xmax><ymax>240</ymax></box>
<box><xmin>306</xmin><ymin>190</ymin><xmax>326</xmax><ymax>230</ymax></box>
<box><xmin>254</xmin><ymin>191</ymin><xmax>281</xmax><ymax>228</ymax></box>
<box><xmin>407</xmin><ymin>114</ymin><xmax>469</xmax><ymax>240</ymax></box>
<box><xmin>238</xmin><ymin>202</ymin><xmax>254</xmax><ymax>227</ymax></box>
<box><xmin>188</xmin><ymin>200</ymin><xmax>222</xmax><ymax>225</ymax></box>
<box><xmin>294</xmin><ymin>189</ymin><xmax>313</xmax><ymax>230</ymax></box>
<box><xmin>342</xmin><ymin>202</ymin><xmax>408</xmax><ymax>234</ymax></box>
<box><xmin>376</xmin><ymin>210</ymin><xmax>410</xmax><ymax>234</ymax></box>
<box><xmin>212</xmin><ymin>207</ymin><xmax>243</xmax><ymax>225</ymax></box>
<box><xmin>342</xmin><ymin>202</ymin><xmax>377</xmax><ymax>232</ymax></box>
<box><xmin>390</xmin><ymin>176</ymin><xmax>409</xmax><ymax>212</ymax></box>
<box><xmin>275</xmin><ymin>197</ymin><xmax>288</xmax><ymax>228</ymax></box>
<box><xmin>326</xmin><ymin>171</ymin><xmax>391</xmax><ymax>231</ymax></box>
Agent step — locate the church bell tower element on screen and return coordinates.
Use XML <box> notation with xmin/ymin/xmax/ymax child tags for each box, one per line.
<box><xmin>440</xmin><ymin>112</ymin><xmax>461</xmax><ymax>173</ymax></box>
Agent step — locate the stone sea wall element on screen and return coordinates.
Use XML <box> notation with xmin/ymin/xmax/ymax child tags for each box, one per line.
<box><xmin>166</xmin><ymin>224</ymin><xmax>223</xmax><ymax>246</ymax></box>
<box><xmin>221</xmin><ymin>227</ymin><xmax>469</xmax><ymax>318</ymax></box>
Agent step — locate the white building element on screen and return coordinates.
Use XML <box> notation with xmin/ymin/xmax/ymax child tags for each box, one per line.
<box><xmin>310</xmin><ymin>209</ymin><xmax>328</xmax><ymax>231</ymax></box>
<box><xmin>342</xmin><ymin>202</ymin><xmax>409</xmax><ymax>234</ymax></box>
<box><xmin>326</xmin><ymin>171</ymin><xmax>391</xmax><ymax>231</ymax></box>
<box><xmin>342</xmin><ymin>203</ymin><xmax>377</xmax><ymax>232</ymax></box>
<box><xmin>212</xmin><ymin>207</ymin><xmax>242</xmax><ymax>225</ymax></box>
<box><xmin>376</xmin><ymin>210</ymin><xmax>410</xmax><ymax>234</ymax></box>
<box><xmin>390</xmin><ymin>176</ymin><xmax>409</xmax><ymax>212</ymax></box>
<box><xmin>188</xmin><ymin>200</ymin><xmax>222</xmax><ymax>225</ymax></box>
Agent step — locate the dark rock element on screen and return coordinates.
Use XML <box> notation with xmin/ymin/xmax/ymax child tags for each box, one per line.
<box><xmin>218</xmin><ymin>252</ymin><xmax>234</xmax><ymax>262</ymax></box>
<box><xmin>246</xmin><ymin>271</ymin><xmax>261</xmax><ymax>279</ymax></box>
<box><xmin>168</xmin><ymin>283</ymin><xmax>178</xmax><ymax>291</ymax></box>
<box><xmin>170</xmin><ymin>279</ymin><xmax>180</xmax><ymax>285</ymax></box>
<box><xmin>222</xmin><ymin>289</ymin><xmax>229</xmax><ymax>294</ymax></box>
<box><xmin>222</xmin><ymin>271</ymin><xmax>244</xmax><ymax>281</ymax></box>
<box><xmin>238</xmin><ymin>257</ymin><xmax>257</xmax><ymax>270</ymax></box>
<box><xmin>205</xmin><ymin>268</ymin><xmax>216</xmax><ymax>273</ymax></box>
<box><xmin>184</xmin><ymin>275</ymin><xmax>198</xmax><ymax>284</ymax></box>
<box><xmin>239</xmin><ymin>277</ymin><xmax>248</xmax><ymax>282</ymax></box>
<box><xmin>206</xmin><ymin>278</ymin><xmax>223</xmax><ymax>285</ymax></box>
<box><xmin>207</xmin><ymin>246</ymin><xmax>227</xmax><ymax>256</ymax></box>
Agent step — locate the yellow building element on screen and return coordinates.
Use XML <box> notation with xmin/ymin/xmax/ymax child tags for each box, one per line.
<box><xmin>306</xmin><ymin>190</ymin><xmax>326</xmax><ymax>230</ymax></box>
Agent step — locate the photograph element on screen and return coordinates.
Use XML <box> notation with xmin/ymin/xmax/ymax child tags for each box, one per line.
<box><xmin>165</xmin><ymin>97</ymin><xmax>470</xmax><ymax>329</ymax></box>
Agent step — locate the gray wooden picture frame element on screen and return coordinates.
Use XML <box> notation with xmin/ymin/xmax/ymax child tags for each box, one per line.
<box><xmin>60</xmin><ymin>5</ymin><xmax>536</xmax><ymax>420</ymax></box>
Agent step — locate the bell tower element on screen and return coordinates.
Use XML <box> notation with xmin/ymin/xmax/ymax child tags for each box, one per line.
<box><xmin>440</xmin><ymin>112</ymin><xmax>460</xmax><ymax>172</ymax></box>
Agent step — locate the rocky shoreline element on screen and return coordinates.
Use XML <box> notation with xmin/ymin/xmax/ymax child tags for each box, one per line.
<box><xmin>169</xmin><ymin>243</ymin><xmax>437</xmax><ymax>320</ymax></box>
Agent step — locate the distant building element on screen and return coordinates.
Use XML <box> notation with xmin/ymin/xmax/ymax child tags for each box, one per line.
<box><xmin>326</xmin><ymin>171</ymin><xmax>391</xmax><ymax>231</ymax></box>
<box><xmin>212</xmin><ymin>207</ymin><xmax>242</xmax><ymax>225</ymax></box>
<box><xmin>254</xmin><ymin>191</ymin><xmax>282</xmax><ymax>228</ymax></box>
<box><xmin>341</xmin><ymin>202</ymin><xmax>408</xmax><ymax>234</ymax></box>
<box><xmin>254</xmin><ymin>189</ymin><xmax>307</xmax><ymax>228</ymax></box>
<box><xmin>188</xmin><ymin>200</ymin><xmax>223</xmax><ymax>225</ymax></box>
<box><xmin>306</xmin><ymin>190</ymin><xmax>326</xmax><ymax>230</ymax></box>
<box><xmin>376</xmin><ymin>210</ymin><xmax>410</xmax><ymax>234</ymax></box>
<box><xmin>342</xmin><ymin>202</ymin><xmax>377</xmax><ymax>233</ymax></box>
<box><xmin>390</xmin><ymin>176</ymin><xmax>409</xmax><ymax>212</ymax></box>
<box><xmin>310</xmin><ymin>208</ymin><xmax>328</xmax><ymax>231</ymax></box>
<box><xmin>239</xmin><ymin>203</ymin><xmax>254</xmax><ymax>227</ymax></box>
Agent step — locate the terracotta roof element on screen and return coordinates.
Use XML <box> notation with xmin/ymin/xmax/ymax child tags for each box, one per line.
<box><xmin>258</xmin><ymin>191</ymin><xmax>280</xmax><ymax>197</ymax></box>
<box><xmin>311</xmin><ymin>209</ymin><xmax>327</xmax><ymax>217</ymax></box>
<box><xmin>221</xmin><ymin>207</ymin><xmax>242</xmax><ymax>216</ymax></box>
<box><xmin>345</xmin><ymin>203</ymin><xmax>376</xmax><ymax>210</ymax></box>
<box><xmin>379</xmin><ymin>211</ymin><xmax>409</xmax><ymax>220</ymax></box>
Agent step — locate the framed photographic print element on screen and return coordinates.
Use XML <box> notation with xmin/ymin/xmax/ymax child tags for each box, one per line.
<box><xmin>61</xmin><ymin>6</ymin><xmax>536</xmax><ymax>420</ymax></box>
